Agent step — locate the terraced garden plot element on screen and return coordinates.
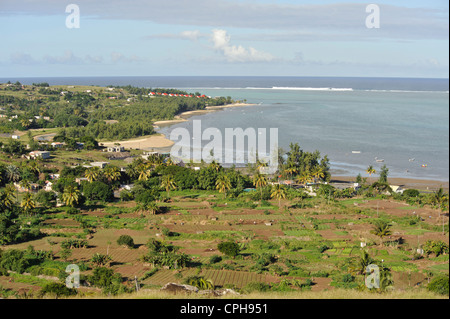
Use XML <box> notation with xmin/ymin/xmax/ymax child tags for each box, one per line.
<box><xmin>220</xmin><ymin>214</ymin><xmax>287</xmax><ymax>221</ymax></box>
<box><xmin>42</xmin><ymin>218</ymin><xmax>80</xmax><ymax>227</ymax></box>
<box><xmin>315</xmin><ymin>229</ymin><xmax>352</xmax><ymax>240</ymax></box>
<box><xmin>142</xmin><ymin>269</ymin><xmax>280</xmax><ymax>288</ymax></box>
<box><xmin>165</xmin><ymin>224</ymin><xmax>235</xmax><ymax>234</ymax></box>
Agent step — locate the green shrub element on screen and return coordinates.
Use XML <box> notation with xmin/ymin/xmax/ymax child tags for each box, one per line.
<box><xmin>218</xmin><ymin>241</ymin><xmax>240</xmax><ymax>258</ymax></box>
<box><xmin>182</xmin><ymin>276</ymin><xmax>214</xmax><ymax>290</ymax></box>
<box><xmin>65</xmin><ymin>207</ymin><xmax>80</xmax><ymax>215</ymax></box>
<box><xmin>88</xmin><ymin>267</ymin><xmax>118</xmax><ymax>288</ymax></box>
<box><xmin>423</xmin><ymin>240</ymin><xmax>449</xmax><ymax>257</ymax></box>
<box><xmin>311</xmin><ymin>270</ymin><xmax>329</xmax><ymax>278</ymax></box>
<box><xmin>288</xmin><ymin>268</ymin><xmax>310</xmax><ymax>277</ymax></box>
<box><xmin>60</xmin><ymin>239</ymin><xmax>88</xmax><ymax>249</ymax></box>
<box><xmin>40</xmin><ymin>283</ymin><xmax>77</xmax><ymax>298</ymax></box>
<box><xmin>427</xmin><ymin>275</ymin><xmax>449</xmax><ymax>296</ymax></box>
<box><xmin>243</xmin><ymin>282</ymin><xmax>270</xmax><ymax>293</ymax></box>
<box><xmin>117</xmin><ymin>235</ymin><xmax>135</xmax><ymax>248</ymax></box>
<box><xmin>209</xmin><ymin>255</ymin><xmax>222</xmax><ymax>264</ymax></box>
<box><xmin>403</xmin><ymin>189</ymin><xmax>420</xmax><ymax>198</ymax></box>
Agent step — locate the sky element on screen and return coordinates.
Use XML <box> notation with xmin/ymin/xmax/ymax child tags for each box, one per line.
<box><xmin>0</xmin><ymin>0</ymin><xmax>448</xmax><ymax>78</ymax></box>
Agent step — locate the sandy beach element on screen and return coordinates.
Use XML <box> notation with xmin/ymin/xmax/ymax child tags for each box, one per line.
<box><xmin>332</xmin><ymin>176</ymin><xmax>449</xmax><ymax>192</ymax></box>
<box><xmin>101</xmin><ymin>134</ymin><xmax>175</xmax><ymax>150</ymax></box>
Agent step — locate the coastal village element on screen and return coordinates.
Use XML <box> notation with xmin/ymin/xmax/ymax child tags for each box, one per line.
<box><xmin>0</xmin><ymin>82</ymin><xmax>448</xmax><ymax>299</ymax></box>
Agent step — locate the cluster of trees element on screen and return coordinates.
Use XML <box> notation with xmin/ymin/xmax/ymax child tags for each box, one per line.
<box><xmin>0</xmin><ymin>83</ymin><xmax>236</xmax><ymax>142</ymax></box>
<box><xmin>277</xmin><ymin>143</ymin><xmax>331</xmax><ymax>184</ymax></box>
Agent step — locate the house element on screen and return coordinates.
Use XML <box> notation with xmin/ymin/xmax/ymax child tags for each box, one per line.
<box><xmin>44</xmin><ymin>181</ymin><xmax>53</xmax><ymax>192</ymax></box>
<box><xmin>14</xmin><ymin>182</ymin><xmax>40</xmax><ymax>192</ymax></box>
<box><xmin>119</xmin><ymin>184</ymin><xmax>134</xmax><ymax>191</ymax></box>
<box><xmin>107</xmin><ymin>146</ymin><xmax>125</xmax><ymax>153</ymax></box>
<box><xmin>142</xmin><ymin>151</ymin><xmax>160</xmax><ymax>160</ymax></box>
<box><xmin>390</xmin><ymin>185</ymin><xmax>405</xmax><ymax>194</ymax></box>
<box><xmin>91</xmin><ymin>162</ymin><xmax>109</xmax><ymax>169</ymax></box>
<box><xmin>51</xmin><ymin>142</ymin><xmax>65</xmax><ymax>149</ymax></box>
<box><xmin>29</xmin><ymin>151</ymin><xmax>51</xmax><ymax>160</ymax></box>
<box><xmin>75</xmin><ymin>177</ymin><xmax>89</xmax><ymax>184</ymax></box>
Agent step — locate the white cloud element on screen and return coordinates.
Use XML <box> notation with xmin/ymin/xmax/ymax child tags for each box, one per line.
<box><xmin>211</xmin><ymin>29</ymin><xmax>274</xmax><ymax>63</ymax></box>
<box><xmin>43</xmin><ymin>50</ymin><xmax>83</xmax><ymax>64</ymax></box>
<box><xmin>180</xmin><ymin>30</ymin><xmax>201</xmax><ymax>41</ymax></box>
<box><xmin>111</xmin><ymin>52</ymin><xmax>144</xmax><ymax>63</ymax></box>
<box><xmin>144</xmin><ymin>30</ymin><xmax>205</xmax><ymax>41</ymax></box>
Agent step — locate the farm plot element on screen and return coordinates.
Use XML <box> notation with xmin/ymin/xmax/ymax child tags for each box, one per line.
<box><xmin>42</xmin><ymin>218</ymin><xmax>80</xmax><ymax>227</ymax></box>
<box><xmin>142</xmin><ymin>269</ymin><xmax>280</xmax><ymax>288</ymax></box>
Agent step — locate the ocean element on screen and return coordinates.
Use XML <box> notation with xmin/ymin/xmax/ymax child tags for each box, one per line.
<box><xmin>2</xmin><ymin>76</ymin><xmax>449</xmax><ymax>181</ymax></box>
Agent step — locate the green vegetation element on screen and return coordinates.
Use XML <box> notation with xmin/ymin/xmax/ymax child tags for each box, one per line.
<box><xmin>0</xmin><ymin>82</ymin><xmax>448</xmax><ymax>299</ymax></box>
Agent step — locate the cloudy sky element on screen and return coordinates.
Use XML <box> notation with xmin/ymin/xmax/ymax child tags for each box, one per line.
<box><xmin>0</xmin><ymin>0</ymin><xmax>448</xmax><ymax>78</ymax></box>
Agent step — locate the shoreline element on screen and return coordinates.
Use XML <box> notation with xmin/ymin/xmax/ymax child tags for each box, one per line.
<box><xmin>104</xmin><ymin>103</ymin><xmax>257</xmax><ymax>151</ymax></box>
<box><xmin>331</xmin><ymin>176</ymin><xmax>449</xmax><ymax>192</ymax></box>
<box><xmin>153</xmin><ymin>103</ymin><xmax>256</xmax><ymax>127</ymax></box>
<box><xmin>103</xmin><ymin>102</ymin><xmax>447</xmax><ymax>191</ymax></box>
<box><xmin>100</xmin><ymin>134</ymin><xmax>175</xmax><ymax>150</ymax></box>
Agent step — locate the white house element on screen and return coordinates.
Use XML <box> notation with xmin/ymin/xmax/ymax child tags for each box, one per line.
<box><xmin>107</xmin><ymin>146</ymin><xmax>125</xmax><ymax>153</ymax></box>
<box><xmin>91</xmin><ymin>162</ymin><xmax>109</xmax><ymax>169</ymax></box>
<box><xmin>51</xmin><ymin>142</ymin><xmax>65</xmax><ymax>149</ymax></box>
<box><xmin>44</xmin><ymin>181</ymin><xmax>53</xmax><ymax>192</ymax></box>
<box><xmin>390</xmin><ymin>185</ymin><xmax>405</xmax><ymax>194</ymax></box>
<box><xmin>29</xmin><ymin>151</ymin><xmax>51</xmax><ymax>160</ymax></box>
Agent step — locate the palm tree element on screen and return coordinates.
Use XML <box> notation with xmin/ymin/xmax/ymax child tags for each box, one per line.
<box><xmin>284</xmin><ymin>166</ymin><xmax>298</xmax><ymax>180</ymax></box>
<box><xmin>28</xmin><ymin>161</ymin><xmax>41</xmax><ymax>176</ymax></box>
<box><xmin>431</xmin><ymin>188</ymin><xmax>449</xmax><ymax>211</ymax></box>
<box><xmin>256</xmin><ymin>160</ymin><xmax>268</xmax><ymax>174</ymax></box>
<box><xmin>311</xmin><ymin>166</ymin><xmax>325</xmax><ymax>183</ymax></box>
<box><xmin>85</xmin><ymin>167</ymin><xmax>101</xmax><ymax>183</ymax></box>
<box><xmin>147</xmin><ymin>202</ymin><xmax>161</xmax><ymax>215</ymax></box>
<box><xmin>296</xmin><ymin>171</ymin><xmax>313</xmax><ymax>186</ymax></box>
<box><xmin>184</xmin><ymin>276</ymin><xmax>215</xmax><ymax>290</ymax></box>
<box><xmin>5</xmin><ymin>165</ymin><xmax>21</xmax><ymax>183</ymax></box>
<box><xmin>216</xmin><ymin>174</ymin><xmax>232</xmax><ymax>199</ymax></box>
<box><xmin>208</xmin><ymin>160</ymin><xmax>222</xmax><ymax>173</ymax></box>
<box><xmin>351</xmin><ymin>250</ymin><xmax>375</xmax><ymax>276</ymax></box>
<box><xmin>0</xmin><ymin>184</ymin><xmax>17</xmax><ymax>210</ymax></box>
<box><xmin>161</xmin><ymin>175</ymin><xmax>177</xmax><ymax>198</ymax></box>
<box><xmin>90</xmin><ymin>253</ymin><xmax>112</xmax><ymax>267</ymax></box>
<box><xmin>138</xmin><ymin>201</ymin><xmax>160</xmax><ymax>216</ymax></box>
<box><xmin>3</xmin><ymin>184</ymin><xmax>17</xmax><ymax>206</ymax></box>
<box><xmin>165</xmin><ymin>157</ymin><xmax>175</xmax><ymax>167</ymax></box>
<box><xmin>253</xmin><ymin>173</ymin><xmax>268</xmax><ymax>201</ymax></box>
<box><xmin>103</xmin><ymin>166</ymin><xmax>121</xmax><ymax>184</ymax></box>
<box><xmin>137</xmin><ymin>163</ymin><xmax>152</xmax><ymax>181</ymax></box>
<box><xmin>21</xmin><ymin>192</ymin><xmax>36</xmax><ymax>216</ymax></box>
<box><xmin>366</xmin><ymin>165</ymin><xmax>376</xmax><ymax>177</ymax></box>
<box><xmin>271</xmin><ymin>184</ymin><xmax>287</xmax><ymax>208</ymax></box>
<box><xmin>62</xmin><ymin>186</ymin><xmax>81</xmax><ymax>207</ymax></box>
<box><xmin>370</xmin><ymin>220</ymin><xmax>392</xmax><ymax>246</ymax></box>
